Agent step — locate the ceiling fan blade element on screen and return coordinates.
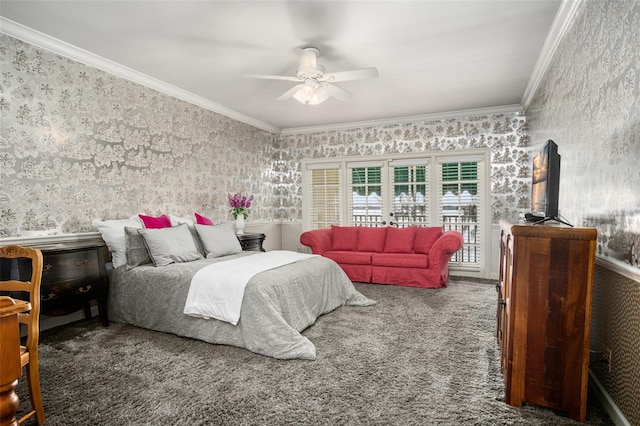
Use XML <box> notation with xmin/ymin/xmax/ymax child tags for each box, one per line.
<box><xmin>323</xmin><ymin>67</ymin><xmax>379</xmax><ymax>82</ymax></box>
<box><xmin>244</xmin><ymin>74</ymin><xmax>303</xmax><ymax>82</ymax></box>
<box><xmin>323</xmin><ymin>83</ymin><xmax>352</xmax><ymax>101</ymax></box>
<box><xmin>277</xmin><ymin>84</ymin><xmax>306</xmax><ymax>101</ymax></box>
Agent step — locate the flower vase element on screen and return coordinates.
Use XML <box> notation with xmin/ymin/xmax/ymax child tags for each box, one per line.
<box><xmin>235</xmin><ymin>215</ymin><xmax>245</xmax><ymax>235</ymax></box>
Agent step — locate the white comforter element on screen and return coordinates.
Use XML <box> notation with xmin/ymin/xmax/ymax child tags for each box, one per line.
<box><xmin>184</xmin><ymin>250</ymin><xmax>315</xmax><ymax>324</ymax></box>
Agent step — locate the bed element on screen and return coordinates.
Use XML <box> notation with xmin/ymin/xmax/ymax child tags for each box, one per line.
<box><xmin>104</xmin><ymin>221</ymin><xmax>375</xmax><ymax>360</ymax></box>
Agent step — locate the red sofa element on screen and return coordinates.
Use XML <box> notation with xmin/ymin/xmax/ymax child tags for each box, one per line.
<box><xmin>300</xmin><ymin>225</ymin><xmax>464</xmax><ymax>288</ymax></box>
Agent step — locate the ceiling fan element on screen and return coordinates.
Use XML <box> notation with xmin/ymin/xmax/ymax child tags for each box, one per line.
<box><xmin>245</xmin><ymin>47</ymin><xmax>379</xmax><ymax>105</ymax></box>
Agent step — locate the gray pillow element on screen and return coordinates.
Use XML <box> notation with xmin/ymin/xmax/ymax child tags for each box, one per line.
<box><xmin>125</xmin><ymin>226</ymin><xmax>152</xmax><ymax>269</ymax></box>
<box><xmin>188</xmin><ymin>225</ymin><xmax>207</xmax><ymax>257</ymax></box>
<box><xmin>137</xmin><ymin>223</ymin><xmax>204</xmax><ymax>267</ymax></box>
<box><xmin>195</xmin><ymin>222</ymin><xmax>242</xmax><ymax>258</ymax></box>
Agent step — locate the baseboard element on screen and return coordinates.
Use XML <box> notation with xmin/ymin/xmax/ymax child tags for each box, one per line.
<box><xmin>589</xmin><ymin>370</ymin><xmax>631</xmax><ymax>426</ymax></box>
<box><xmin>39</xmin><ymin>305</ymin><xmax>100</xmax><ymax>333</ymax></box>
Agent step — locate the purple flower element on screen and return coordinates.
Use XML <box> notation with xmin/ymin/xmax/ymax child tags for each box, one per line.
<box><xmin>228</xmin><ymin>192</ymin><xmax>253</xmax><ymax>219</ymax></box>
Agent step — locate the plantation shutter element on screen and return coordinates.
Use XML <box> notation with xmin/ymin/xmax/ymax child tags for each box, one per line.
<box><xmin>437</xmin><ymin>155</ymin><xmax>483</xmax><ymax>266</ymax></box>
<box><xmin>306</xmin><ymin>163</ymin><xmax>342</xmax><ymax>230</ymax></box>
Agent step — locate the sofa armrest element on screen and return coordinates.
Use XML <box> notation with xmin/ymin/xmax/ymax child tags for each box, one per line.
<box><xmin>428</xmin><ymin>230</ymin><xmax>464</xmax><ymax>270</ymax></box>
<box><xmin>300</xmin><ymin>228</ymin><xmax>333</xmax><ymax>255</ymax></box>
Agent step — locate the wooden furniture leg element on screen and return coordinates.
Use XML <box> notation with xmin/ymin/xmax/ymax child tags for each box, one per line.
<box><xmin>0</xmin><ymin>297</ymin><xmax>31</xmax><ymax>426</ymax></box>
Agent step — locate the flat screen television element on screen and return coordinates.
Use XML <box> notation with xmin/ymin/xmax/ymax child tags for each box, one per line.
<box><xmin>526</xmin><ymin>140</ymin><xmax>571</xmax><ymax>226</ymax></box>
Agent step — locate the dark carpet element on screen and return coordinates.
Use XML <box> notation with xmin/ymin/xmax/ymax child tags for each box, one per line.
<box><xmin>16</xmin><ymin>279</ymin><xmax>612</xmax><ymax>425</ymax></box>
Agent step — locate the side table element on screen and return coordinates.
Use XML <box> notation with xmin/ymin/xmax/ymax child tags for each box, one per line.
<box><xmin>3</xmin><ymin>240</ymin><xmax>110</xmax><ymax>326</ymax></box>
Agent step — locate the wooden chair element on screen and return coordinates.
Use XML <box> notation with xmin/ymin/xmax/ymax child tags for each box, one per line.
<box><xmin>0</xmin><ymin>245</ymin><xmax>45</xmax><ymax>425</ymax></box>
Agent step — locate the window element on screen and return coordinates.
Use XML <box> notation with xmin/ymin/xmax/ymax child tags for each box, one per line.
<box><xmin>302</xmin><ymin>150</ymin><xmax>490</xmax><ymax>276</ymax></box>
<box><xmin>305</xmin><ymin>164</ymin><xmax>342</xmax><ymax>229</ymax></box>
<box><xmin>438</xmin><ymin>159</ymin><xmax>482</xmax><ymax>267</ymax></box>
<box><xmin>389</xmin><ymin>158</ymin><xmax>430</xmax><ymax>227</ymax></box>
<box><xmin>349</xmin><ymin>163</ymin><xmax>383</xmax><ymax>226</ymax></box>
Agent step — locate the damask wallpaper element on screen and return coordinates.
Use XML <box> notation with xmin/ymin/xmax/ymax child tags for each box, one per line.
<box><xmin>526</xmin><ymin>1</ymin><xmax>639</xmax><ymax>424</ymax></box>
<box><xmin>527</xmin><ymin>0</ymin><xmax>640</xmax><ymax>270</ymax></box>
<box><xmin>0</xmin><ymin>34</ymin><xmax>278</xmax><ymax>238</ymax></box>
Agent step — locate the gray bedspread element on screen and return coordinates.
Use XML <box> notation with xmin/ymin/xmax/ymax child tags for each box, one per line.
<box><xmin>108</xmin><ymin>251</ymin><xmax>375</xmax><ymax>360</ymax></box>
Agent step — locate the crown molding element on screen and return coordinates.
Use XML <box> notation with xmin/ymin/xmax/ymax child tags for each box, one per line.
<box><xmin>0</xmin><ymin>17</ymin><xmax>281</xmax><ymax>134</ymax></box>
<box><xmin>280</xmin><ymin>105</ymin><xmax>524</xmax><ymax>136</ymax></box>
<box><xmin>521</xmin><ymin>0</ymin><xmax>584</xmax><ymax>109</ymax></box>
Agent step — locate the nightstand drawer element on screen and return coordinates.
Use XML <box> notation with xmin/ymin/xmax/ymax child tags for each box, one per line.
<box><xmin>236</xmin><ymin>233</ymin><xmax>266</xmax><ymax>252</ymax></box>
<box><xmin>42</xmin><ymin>251</ymin><xmax>101</xmax><ymax>283</ymax></box>
<box><xmin>41</xmin><ymin>278</ymin><xmax>98</xmax><ymax>316</ymax></box>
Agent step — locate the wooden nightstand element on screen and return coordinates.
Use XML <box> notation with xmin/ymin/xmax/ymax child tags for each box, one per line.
<box><xmin>237</xmin><ymin>233</ymin><xmax>266</xmax><ymax>252</ymax></box>
<box><xmin>37</xmin><ymin>240</ymin><xmax>109</xmax><ymax>326</ymax></box>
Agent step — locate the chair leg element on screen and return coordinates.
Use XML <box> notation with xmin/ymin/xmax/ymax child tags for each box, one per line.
<box><xmin>26</xmin><ymin>361</ymin><xmax>45</xmax><ymax>425</ymax></box>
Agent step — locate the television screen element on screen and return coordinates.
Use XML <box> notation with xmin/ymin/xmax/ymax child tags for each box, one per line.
<box><xmin>530</xmin><ymin>140</ymin><xmax>560</xmax><ymax>219</ymax></box>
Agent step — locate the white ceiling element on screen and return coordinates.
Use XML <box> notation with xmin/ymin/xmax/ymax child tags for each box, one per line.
<box><xmin>0</xmin><ymin>1</ymin><xmax>570</xmax><ymax>133</ymax></box>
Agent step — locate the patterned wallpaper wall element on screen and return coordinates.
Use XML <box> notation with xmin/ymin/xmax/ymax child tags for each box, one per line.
<box><xmin>526</xmin><ymin>1</ymin><xmax>640</xmax><ymax>424</ymax></box>
<box><xmin>277</xmin><ymin>114</ymin><xmax>527</xmax><ymax>224</ymax></box>
<box><xmin>0</xmin><ymin>34</ymin><xmax>278</xmax><ymax>238</ymax></box>
<box><xmin>527</xmin><ymin>0</ymin><xmax>640</xmax><ymax>271</ymax></box>
<box><xmin>1</xmin><ymin>33</ymin><xmax>529</xmax><ymax>239</ymax></box>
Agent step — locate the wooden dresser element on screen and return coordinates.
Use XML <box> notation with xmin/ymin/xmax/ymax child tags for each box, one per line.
<box><xmin>0</xmin><ymin>240</ymin><xmax>109</xmax><ymax>327</ymax></box>
<box><xmin>497</xmin><ymin>221</ymin><xmax>596</xmax><ymax>422</ymax></box>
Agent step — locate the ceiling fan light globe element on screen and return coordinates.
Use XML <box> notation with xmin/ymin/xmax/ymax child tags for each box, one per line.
<box><xmin>309</xmin><ymin>86</ymin><xmax>330</xmax><ymax>105</ymax></box>
<box><xmin>293</xmin><ymin>84</ymin><xmax>315</xmax><ymax>104</ymax></box>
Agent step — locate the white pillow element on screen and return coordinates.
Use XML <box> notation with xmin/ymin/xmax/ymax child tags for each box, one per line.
<box><xmin>137</xmin><ymin>223</ymin><xmax>203</xmax><ymax>267</ymax></box>
<box><xmin>169</xmin><ymin>214</ymin><xmax>194</xmax><ymax>226</ymax></box>
<box><xmin>92</xmin><ymin>218</ymin><xmax>142</xmax><ymax>268</ymax></box>
<box><xmin>195</xmin><ymin>223</ymin><xmax>242</xmax><ymax>258</ymax></box>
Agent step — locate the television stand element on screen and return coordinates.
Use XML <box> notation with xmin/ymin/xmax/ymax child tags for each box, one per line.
<box><xmin>524</xmin><ymin>213</ymin><xmax>573</xmax><ymax>227</ymax></box>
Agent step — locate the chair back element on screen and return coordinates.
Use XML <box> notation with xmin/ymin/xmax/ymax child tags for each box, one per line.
<box><xmin>0</xmin><ymin>245</ymin><xmax>43</xmax><ymax>356</ymax></box>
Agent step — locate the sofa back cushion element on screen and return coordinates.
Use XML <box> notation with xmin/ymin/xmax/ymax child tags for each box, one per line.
<box><xmin>413</xmin><ymin>226</ymin><xmax>443</xmax><ymax>254</ymax></box>
<box><xmin>356</xmin><ymin>226</ymin><xmax>387</xmax><ymax>252</ymax></box>
<box><xmin>331</xmin><ymin>225</ymin><xmax>359</xmax><ymax>251</ymax></box>
<box><xmin>383</xmin><ymin>226</ymin><xmax>417</xmax><ymax>253</ymax></box>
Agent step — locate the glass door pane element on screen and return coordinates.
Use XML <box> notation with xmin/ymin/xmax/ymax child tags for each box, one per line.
<box><xmin>350</xmin><ymin>166</ymin><xmax>383</xmax><ymax>226</ymax></box>
<box><xmin>390</xmin><ymin>163</ymin><xmax>429</xmax><ymax>227</ymax></box>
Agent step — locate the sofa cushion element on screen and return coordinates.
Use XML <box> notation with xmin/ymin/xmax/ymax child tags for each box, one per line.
<box><xmin>372</xmin><ymin>253</ymin><xmax>428</xmax><ymax>268</ymax></box>
<box><xmin>356</xmin><ymin>226</ymin><xmax>387</xmax><ymax>253</ymax></box>
<box><xmin>383</xmin><ymin>226</ymin><xmax>417</xmax><ymax>253</ymax></box>
<box><xmin>324</xmin><ymin>250</ymin><xmax>373</xmax><ymax>265</ymax></box>
<box><xmin>331</xmin><ymin>225</ymin><xmax>359</xmax><ymax>251</ymax></box>
<box><xmin>413</xmin><ymin>226</ymin><xmax>443</xmax><ymax>254</ymax></box>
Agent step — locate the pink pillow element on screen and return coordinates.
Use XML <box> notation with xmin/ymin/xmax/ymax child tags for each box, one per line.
<box><xmin>194</xmin><ymin>212</ymin><xmax>214</xmax><ymax>226</ymax></box>
<box><xmin>414</xmin><ymin>226</ymin><xmax>443</xmax><ymax>254</ymax></box>
<box><xmin>331</xmin><ymin>225</ymin><xmax>359</xmax><ymax>251</ymax></box>
<box><xmin>139</xmin><ymin>214</ymin><xmax>171</xmax><ymax>229</ymax></box>
<box><xmin>383</xmin><ymin>226</ymin><xmax>418</xmax><ymax>253</ymax></box>
<box><xmin>356</xmin><ymin>227</ymin><xmax>387</xmax><ymax>252</ymax></box>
